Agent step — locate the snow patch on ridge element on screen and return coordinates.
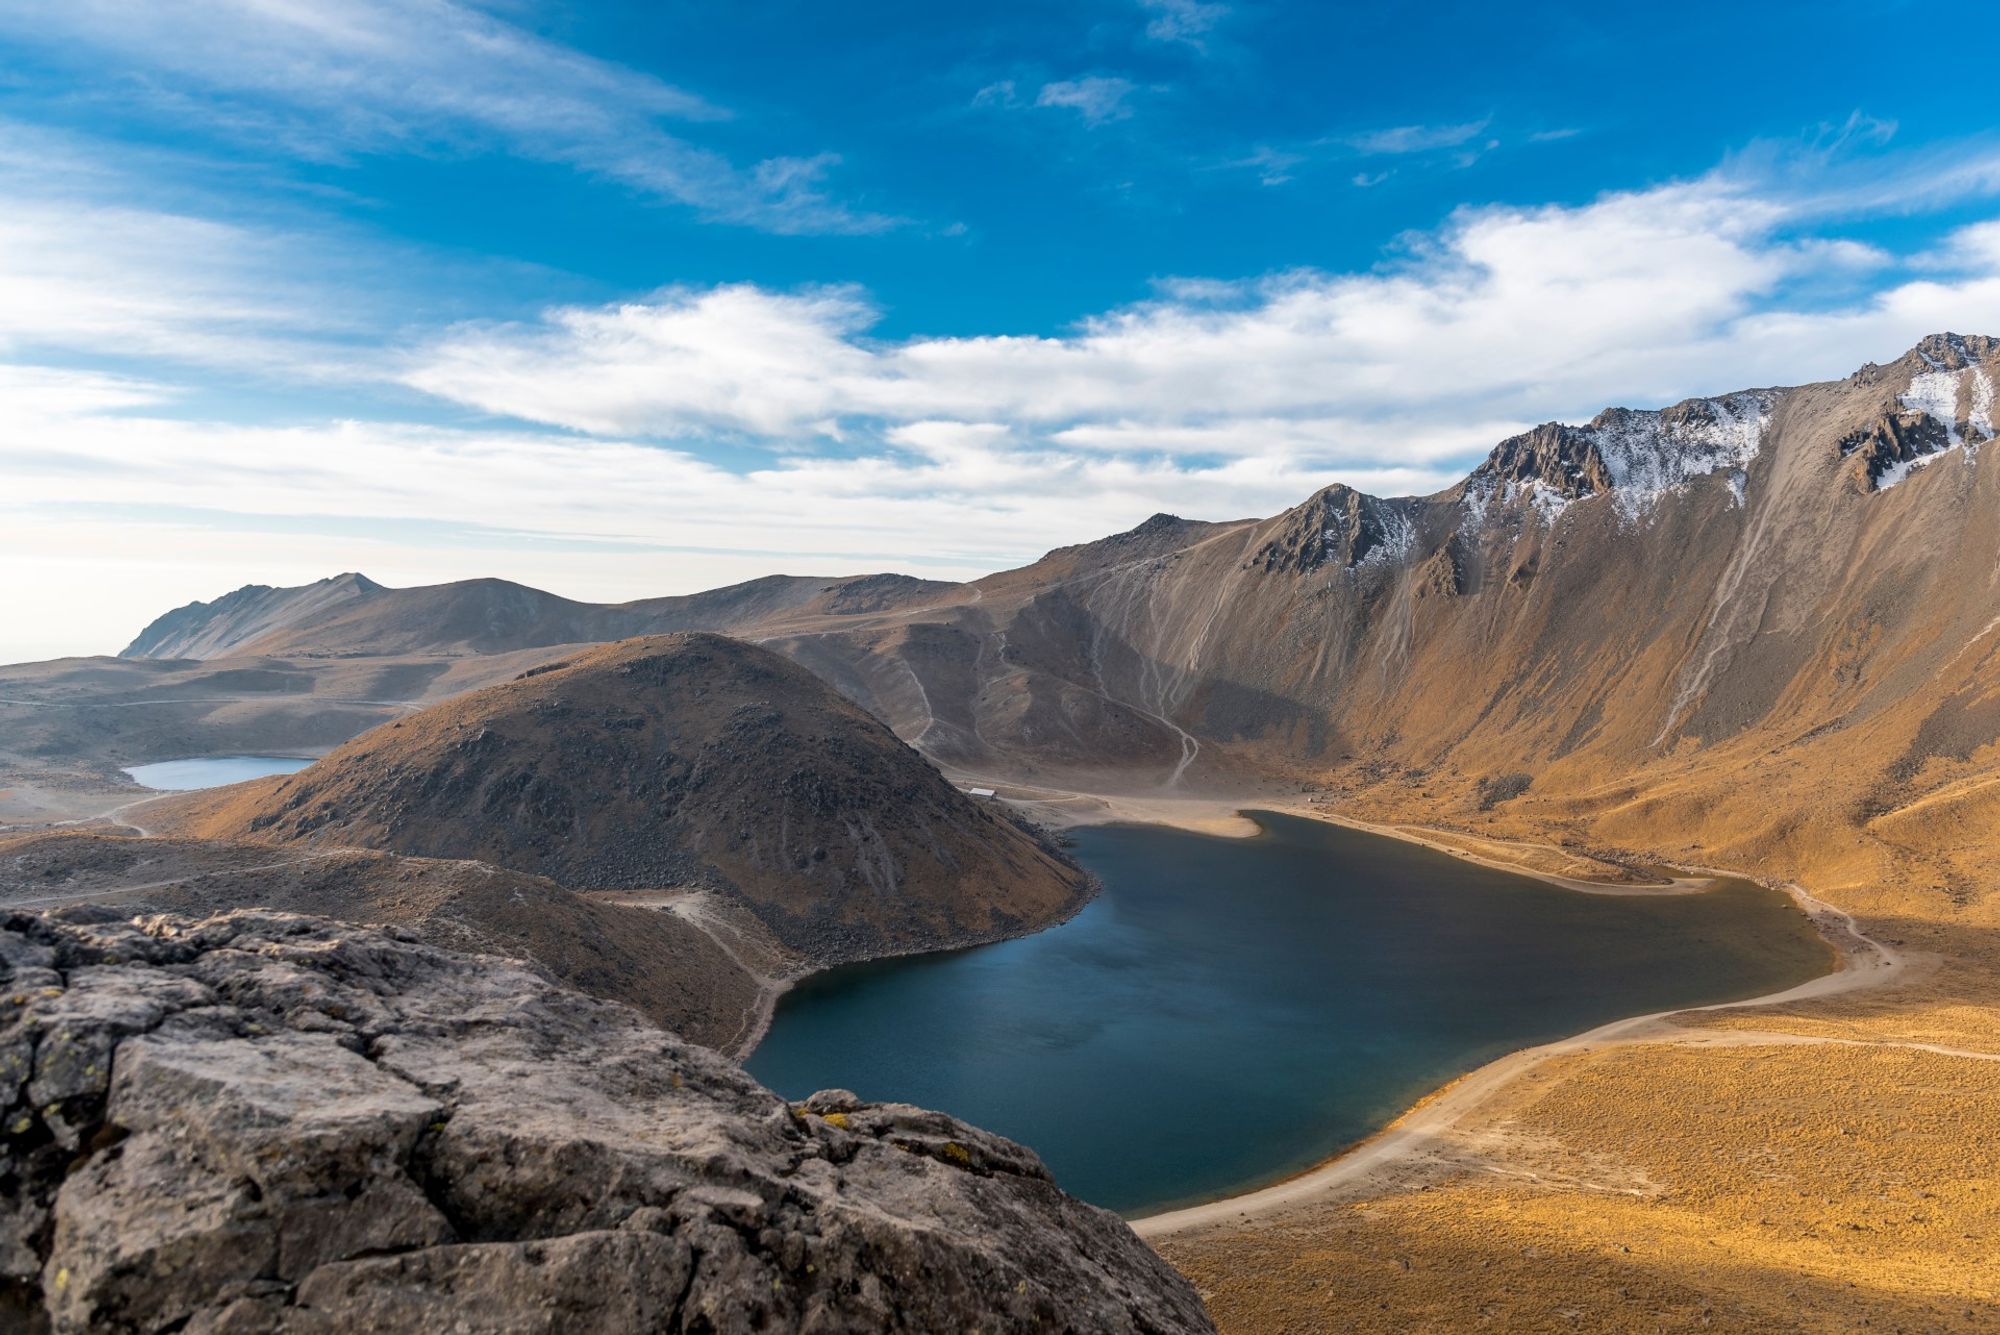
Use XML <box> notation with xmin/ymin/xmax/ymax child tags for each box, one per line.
<box><xmin>1877</xmin><ymin>449</ymin><xmax>1954</xmax><ymax>490</ymax></box>
<box><xmin>1902</xmin><ymin>370</ymin><xmax>1966</xmax><ymax>450</ymax></box>
<box><xmin>1513</xmin><ymin>478</ymin><xmax>1575</xmax><ymax>525</ymax></box>
<box><xmin>1460</xmin><ymin>478</ymin><xmax>1493</xmax><ymax>526</ymax></box>
<box><xmin>1351</xmin><ymin>507</ymin><xmax>1417</xmax><ymax>571</ymax></box>
<box><xmin>1592</xmin><ymin>391</ymin><xmax>1775</xmax><ymax>520</ymax></box>
<box><xmin>1880</xmin><ymin>364</ymin><xmax>1996</xmax><ymax>489</ymax></box>
<box><xmin>1459</xmin><ymin>475</ymin><xmax>1575</xmax><ymax>529</ymax></box>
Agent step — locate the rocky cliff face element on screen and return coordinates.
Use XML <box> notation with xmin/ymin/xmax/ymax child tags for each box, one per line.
<box><xmin>738</xmin><ymin>335</ymin><xmax>2000</xmax><ymax>903</ymax></box>
<box><xmin>0</xmin><ymin>908</ymin><xmax>1212</xmax><ymax>1334</ymax></box>
<box><xmin>1251</xmin><ymin>486</ymin><xmax>1419</xmax><ymax>574</ymax></box>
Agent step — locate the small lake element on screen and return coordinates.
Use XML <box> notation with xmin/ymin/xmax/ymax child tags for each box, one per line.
<box><xmin>123</xmin><ymin>756</ymin><xmax>315</xmax><ymax>790</ymax></box>
<box><xmin>746</xmin><ymin>810</ymin><xmax>1831</xmax><ymax>1217</ymax></box>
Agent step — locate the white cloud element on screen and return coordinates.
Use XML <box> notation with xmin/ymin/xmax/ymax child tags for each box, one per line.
<box><xmin>0</xmin><ymin>122</ymin><xmax>452</xmax><ymax>379</ymax></box>
<box><xmin>15</xmin><ymin>138</ymin><xmax>2000</xmax><ymax>663</ymax></box>
<box><xmin>404</xmin><ymin>175</ymin><xmax>1997</xmax><ymax>453</ymax></box>
<box><xmin>0</xmin><ymin>194</ymin><xmax>366</xmax><ymax>372</ymax></box>
<box><xmin>0</xmin><ymin>0</ymin><xmax>890</xmax><ymax>234</ymax></box>
<box><xmin>404</xmin><ymin>285</ymin><xmax>884</xmax><ymax>438</ymax></box>
<box><xmin>1347</xmin><ymin>120</ymin><xmax>1491</xmax><ymax>156</ymax></box>
<box><xmin>0</xmin><ymin>383</ymin><xmax>1391</xmax><ymax>660</ymax></box>
<box><xmin>1035</xmin><ymin>78</ymin><xmax>1138</xmax><ymax>126</ymax></box>
<box><xmin>1223</xmin><ymin>145</ymin><xmax>1306</xmax><ymax>186</ymax></box>
<box><xmin>973</xmin><ymin>81</ymin><xmax>1022</xmax><ymax>110</ymax></box>
<box><xmin>1141</xmin><ymin>0</ymin><xmax>1228</xmax><ymax>47</ymax></box>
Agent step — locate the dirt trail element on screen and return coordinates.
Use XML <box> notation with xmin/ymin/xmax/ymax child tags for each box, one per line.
<box><xmin>582</xmin><ymin>888</ymin><xmax>808</xmax><ymax>1059</ymax></box>
<box><xmin>662</xmin><ymin>892</ymin><xmax>806</xmax><ymax>1058</ymax></box>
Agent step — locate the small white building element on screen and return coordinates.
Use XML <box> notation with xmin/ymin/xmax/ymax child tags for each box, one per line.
<box><xmin>966</xmin><ymin>787</ymin><xmax>996</xmax><ymax>798</ymax></box>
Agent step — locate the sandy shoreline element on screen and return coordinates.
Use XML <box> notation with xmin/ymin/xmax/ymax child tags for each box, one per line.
<box><xmin>953</xmin><ymin>778</ymin><xmax>1888</xmax><ymax>1237</ymax></box>
<box><xmin>986</xmin><ymin>776</ymin><xmax>1711</xmax><ymax>896</ymax></box>
<box><xmin>1129</xmin><ymin>871</ymin><xmax>1891</xmax><ymax>1237</ymax></box>
<box><xmin>1096</xmin><ymin>807</ymin><xmax>1891</xmax><ymax>1237</ymax></box>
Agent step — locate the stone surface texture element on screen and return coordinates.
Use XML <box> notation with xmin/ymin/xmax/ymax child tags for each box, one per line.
<box><xmin>0</xmin><ymin>908</ymin><xmax>1212</xmax><ymax>1334</ymax></box>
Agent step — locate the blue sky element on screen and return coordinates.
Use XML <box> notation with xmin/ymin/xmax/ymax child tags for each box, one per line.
<box><xmin>6</xmin><ymin>0</ymin><xmax>2000</xmax><ymax>660</ymax></box>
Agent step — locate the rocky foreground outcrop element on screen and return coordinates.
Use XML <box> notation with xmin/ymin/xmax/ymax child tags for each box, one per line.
<box><xmin>0</xmin><ymin>908</ymin><xmax>1212</xmax><ymax>1334</ymax></box>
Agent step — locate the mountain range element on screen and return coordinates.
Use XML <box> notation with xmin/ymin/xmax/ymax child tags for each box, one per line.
<box><xmin>108</xmin><ymin>332</ymin><xmax>2000</xmax><ymax>903</ymax></box>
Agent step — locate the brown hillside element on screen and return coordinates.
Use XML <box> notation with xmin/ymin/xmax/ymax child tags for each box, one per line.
<box><xmin>121</xmin><ymin>570</ymin><xmax>959</xmax><ymax>660</ymax></box>
<box><xmin>175</xmin><ymin>632</ymin><xmax>1088</xmax><ymax>962</ymax></box>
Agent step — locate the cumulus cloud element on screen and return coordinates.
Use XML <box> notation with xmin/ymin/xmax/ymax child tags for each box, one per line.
<box><xmin>405</xmin><ymin>174</ymin><xmax>2000</xmax><ymax>458</ymax></box>
<box><xmin>404</xmin><ymin>285</ymin><xmax>885</xmax><ymax>438</ymax></box>
<box><xmin>0</xmin><ymin>374</ymin><xmax>1393</xmax><ymax>658</ymax></box>
<box><xmin>15</xmin><ymin>136</ymin><xmax>2000</xmax><ymax>661</ymax></box>
<box><xmin>0</xmin><ymin>0</ymin><xmax>890</xmax><ymax>234</ymax></box>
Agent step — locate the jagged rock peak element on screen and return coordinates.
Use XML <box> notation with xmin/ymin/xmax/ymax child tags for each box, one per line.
<box><xmin>1843</xmin><ymin>335</ymin><xmax>1999</xmax><ymax>490</ymax></box>
<box><xmin>1473</xmin><ymin>422</ymin><xmax>1610</xmax><ymax>503</ymax></box>
<box><xmin>1466</xmin><ymin>390</ymin><xmax>1776</xmax><ymax>523</ymax></box>
<box><xmin>1910</xmin><ymin>331</ymin><xmax>2000</xmax><ymax>371</ymax></box>
<box><xmin>0</xmin><ymin>907</ymin><xmax>1213</xmax><ymax>1334</ymax></box>
<box><xmin>1254</xmin><ymin>484</ymin><xmax>1417</xmax><ymax>575</ymax></box>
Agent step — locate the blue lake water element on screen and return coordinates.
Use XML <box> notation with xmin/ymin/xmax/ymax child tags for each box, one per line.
<box><xmin>123</xmin><ymin>756</ymin><xmax>315</xmax><ymax>790</ymax></box>
<box><xmin>746</xmin><ymin>811</ymin><xmax>1830</xmax><ymax>1217</ymax></box>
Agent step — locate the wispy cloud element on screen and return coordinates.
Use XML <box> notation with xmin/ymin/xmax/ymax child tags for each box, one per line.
<box><xmin>1346</xmin><ymin>119</ymin><xmax>1491</xmax><ymax>156</ymax></box>
<box><xmin>0</xmin><ymin>0</ymin><xmax>894</xmax><ymax>235</ymax></box>
<box><xmin>1140</xmin><ymin>0</ymin><xmax>1228</xmax><ymax>48</ymax></box>
<box><xmin>1222</xmin><ymin>146</ymin><xmax>1306</xmax><ymax>186</ymax></box>
<box><xmin>0</xmin><ymin>121</ymin><xmax>472</xmax><ymax>380</ymax></box>
<box><xmin>1034</xmin><ymin>77</ymin><xmax>1140</xmax><ymax>126</ymax></box>
<box><xmin>1218</xmin><ymin>117</ymin><xmax>1499</xmax><ymax>188</ymax></box>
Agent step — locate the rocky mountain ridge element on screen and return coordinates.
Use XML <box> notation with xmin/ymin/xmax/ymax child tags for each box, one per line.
<box><xmin>121</xmin><ymin>572</ymin><xmax>957</xmax><ymax>662</ymax></box>
<box><xmin>88</xmin><ymin>331</ymin><xmax>2000</xmax><ymax>906</ymax></box>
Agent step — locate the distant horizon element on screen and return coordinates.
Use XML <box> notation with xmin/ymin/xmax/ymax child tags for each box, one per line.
<box><xmin>10</xmin><ymin>327</ymin><xmax>1993</xmax><ymax>665</ymax></box>
<box><xmin>8</xmin><ymin>1</ymin><xmax>2000</xmax><ymax>662</ymax></box>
